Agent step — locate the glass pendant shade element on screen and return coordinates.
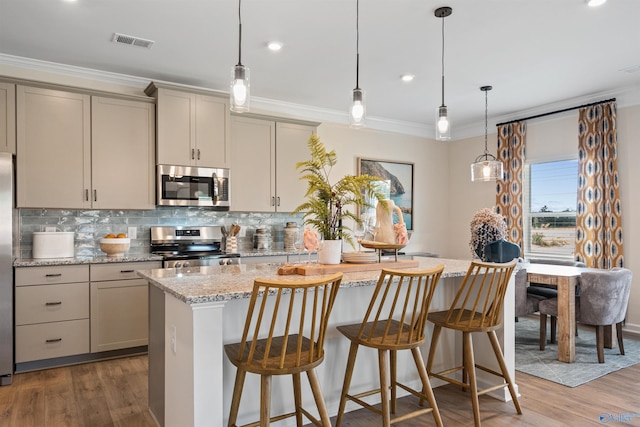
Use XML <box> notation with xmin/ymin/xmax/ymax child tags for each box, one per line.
<box><xmin>350</xmin><ymin>88</ymin><xmax>366</xmax><ymax>128</ymax></box>
<box><xmin>471</xmin><ymin>156</ymin><xmax>504</xmax><ymax>182</ymax></box>
<box><xmin>230</xmin><ymin>64</ymin><xmax>250</xmax><ymax>113</ymax></box>
<box><xmin>436</xmin><ymin>105</ymin><xmax>450</xmax><ymax>140</ymax></box>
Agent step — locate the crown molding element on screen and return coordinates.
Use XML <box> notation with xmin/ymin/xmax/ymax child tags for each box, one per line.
<box><xmin>0</xmin><ymin>53</ymin><xmax>432</xmax><ymax>138</ymax></box>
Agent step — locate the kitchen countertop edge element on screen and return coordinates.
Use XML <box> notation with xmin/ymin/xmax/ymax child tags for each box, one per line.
<box><xmin>14</xmin><ymin>254</ymin><xmax>165</xmax><ymax>267</ymax></box>
<box><xmin>137</xmin><ymin>257</ymin><xmax>472</xmax><ymax>306</ymax></box>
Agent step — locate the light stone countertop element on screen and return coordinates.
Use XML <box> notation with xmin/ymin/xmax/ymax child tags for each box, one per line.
<box><xmin>137</xmin><ymin>257</ymin><xmax>472</xmax><ymax>305</ymax></box>
<box><xmin>14</xmin><ymin>254</ymin><xmax>164</xmax><ymax>267</ymax></box>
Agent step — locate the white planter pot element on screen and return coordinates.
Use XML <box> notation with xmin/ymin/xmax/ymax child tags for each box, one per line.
<box><xmin>318</xmin><ymin>239</ymin><xmax>342</xmax><ymax>265</ymax></box>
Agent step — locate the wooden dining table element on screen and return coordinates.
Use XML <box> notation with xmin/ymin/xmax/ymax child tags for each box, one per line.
<box><xmin>526</xmin><ymin>263</ymin><xmax>601</xmax><ymax>363</ymax></box>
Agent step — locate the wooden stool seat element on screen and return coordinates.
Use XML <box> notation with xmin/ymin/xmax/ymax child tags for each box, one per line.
<box><xmin>336</xmin><ymin>266</ymin><xmax>445</xmax><ymax>427</ymax></box>
<box><xmin>426</xmin><ymin>259</ymin><xmax>522</xmax><ymax>427</ymax></box>
<box><xmin>224</xmin><ymin>273</ymin><xmax>343</xmax><ymax>427</ymax></box>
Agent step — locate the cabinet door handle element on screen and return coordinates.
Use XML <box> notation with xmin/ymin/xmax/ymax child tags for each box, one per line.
<box><xmin>85</xmin><ymin>189</ymin><xmax>89</xmax><ymax>201</ymax></box>
<box><xmin>93</xmin><ymin>190</ymin><xmax>97</xmax><ymax>202</ymax></box>
<box><xmin>45</xmin><ymin>338</ymin><xmax>63</xmax><ymax>343</ymax></box>
<box><xmin>191</xmin><ymin>148</ymin><xmax>195</xmax><ymax>160</ymax></box>
<box><xmin>271</xmin><ymin>196</ymin><xmax>275</xmax><ymax>206</ymax></box>
<box><xmin>277</xmin><ymin>196</ymin><xmax>280</xmax><ymax>206</ymax></box>
<box><xmin>197</xmin><ymin>149</ymin><xmax>201</xmax><ymax>160</ymax></box>
<box><xmin>45</xmin><ymin>301</ymin><xmax>62</xmax><ymax>306</ymax></box>
<box><xmin>45</xmin><ymin>273</ymin><xmax>62</xmax><ymax>277</ymax></box>
<box><xmin>120</xmin><ymin>269</ymin><xmax>135</xmax><ymax>273</ymax></box>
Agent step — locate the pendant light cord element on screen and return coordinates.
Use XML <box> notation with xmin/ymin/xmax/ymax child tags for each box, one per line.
<box><xmin>355</xmin><ymin>0</ymin><xmax>360</xmax><ymax>89</ymax></box>
<box><xmin>440</xmin><ymin>14</ymin><xmax>445</xmax><ymax>106</ymax></box>
<box><xmin>237</xmin><ymin>0</ymin><xmax>243</xmax><ymax>66</ymax></box>
<box><xmin>484</xmin><ymin>89</ymin><xmax>488</xmax><ymax>155</ymax></box>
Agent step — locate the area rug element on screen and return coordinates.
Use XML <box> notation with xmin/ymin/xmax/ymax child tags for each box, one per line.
<box><xmin>515</xmin><ymin>315</ymin><xmax>640</xmax><ymax>387</ymax></box>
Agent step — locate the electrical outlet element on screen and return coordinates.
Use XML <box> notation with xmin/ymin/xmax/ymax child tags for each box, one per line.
<box><xmin>238</xmin><ymin>227</ymin><xmax>246</xmax><ymax>237</ymax></box>
<box><xmin>45</xmin><ymin>226</ymin><xmax>57</xmax><ymax>232</ymax></box>
<box><xmin>171</xmin><ymin>325</ymin><xmax>177</xmax><ymax>354</ymax></box>
<box><xmin>128</xmin><ymin>226</ymin><xmax>137</xmax><ymax>240</ymax></box>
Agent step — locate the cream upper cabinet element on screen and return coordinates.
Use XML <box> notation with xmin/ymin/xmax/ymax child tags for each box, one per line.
<box><xmin>0</xmin><ymin>82</ymin><xmax>16</xmax><ymax>154</ymax></box>
<box><xmin>17</xmin><ymin>86</ymin><xmax>91</xmax><ymax>209</ymax></box>
<box><xmin>275</xmin><ymin>122</ymin><xmax>317</xmax><ymax>212</ymax></box>
<box><xmin>16</xmin><ymin>85</ymin><xmax>155</xmax><ymax>209</ymax></box>
<box><xmin>230</xmin><ymin>116</ymin><xmax>275</xmax><ymax>211</ymax></box>
<box><xmin>91</xmin><ymin>96</ymin><xmax>155</xmax><ymax>210</ymax></box>
<box><xmin>147</xmin><ymin>83</ymin><xmax>230</xmax><ymax>168</ymax></box>
<box><xmin>230</xmin><ymin>115</ymin><xmax>316</xmax><ymax>212</ymax></box>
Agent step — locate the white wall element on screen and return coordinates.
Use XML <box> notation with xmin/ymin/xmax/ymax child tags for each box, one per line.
<box><xmin>446</xmin><ymin>105</ymin><xmax>640</xmax><ymax>335</ymax></box>
<box><xmin>316</xmin><ymin>122</ymin><xmax>449</xmax><ymax>256</ymax></box>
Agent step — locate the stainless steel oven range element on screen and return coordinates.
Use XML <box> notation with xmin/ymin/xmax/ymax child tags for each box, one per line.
<box><xmin>150</xmin><ymin>225</ymin><xmax>240</xmax><ymax>267</ymax></box>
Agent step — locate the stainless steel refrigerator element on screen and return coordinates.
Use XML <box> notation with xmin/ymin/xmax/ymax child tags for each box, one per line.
<box><xmin>0</xmin><ymin>152</ymin><xmax>13</xmax><ymax>385</ymax></box>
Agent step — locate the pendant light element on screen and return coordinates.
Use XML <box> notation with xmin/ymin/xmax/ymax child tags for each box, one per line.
<box><xmin>350</xmin><ymin>0</ymin><xmax>365</xmax><ymax>128</ymax></box>
<box><xmin>230</xmin><ymin>0</ymin><xmax>250</xmax><ymax>113</ymax></box>
<box><xmin>471</xmin><ymin>86</ymin><xmax>504</xmax><ymax>182</ymax></box>
<box><xmin>435</xmin><ymin>6</ymin><xmax>452</xmax><ymax>141</ymax></box>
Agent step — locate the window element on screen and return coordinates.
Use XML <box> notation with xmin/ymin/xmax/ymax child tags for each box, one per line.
<box><xmin>524</xmin><ymin>159</ymin><xmax>578</xmax><ymax>260</ymax></box>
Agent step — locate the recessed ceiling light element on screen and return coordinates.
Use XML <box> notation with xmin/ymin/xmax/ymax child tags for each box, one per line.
<box><xmin>401</xmin><ymin>74</ymin><xmax>415</xmax><ymax>82</ymax></box>
<box><xmin>586</xmin><ymin>0</ymin><xmax>606</xmax><ymax>7</ymax></box>
<box><xmin>267</xmin><ymin>41</ymin><xmax>282</xmax><ymax>51</ymax></box>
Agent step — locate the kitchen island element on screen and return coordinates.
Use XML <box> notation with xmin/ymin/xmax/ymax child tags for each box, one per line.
<box><xmin>137</xmin><ymin>257</ymin><xmax>518</xmax><ymax>427</ymax></box>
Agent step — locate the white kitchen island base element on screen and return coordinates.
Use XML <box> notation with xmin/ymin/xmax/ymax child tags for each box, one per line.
<box><xmin>140</xmin><ymin>258</ymin><xmax>518</xmax><ymax>427</ymax></box>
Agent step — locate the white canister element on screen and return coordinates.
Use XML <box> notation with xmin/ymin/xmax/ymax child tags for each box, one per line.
<box><xmin>32</xmin><ymin>232</ymin><xmax>75</xmax><ymax>259</ymax></box>
<box><xmin>283</xmin><ymin>222</ymin><xmax>299</xmax><ymax>252</ymax></box>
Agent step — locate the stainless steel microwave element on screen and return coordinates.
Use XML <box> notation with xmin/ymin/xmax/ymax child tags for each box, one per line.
<box><xmin>157</xmin><ymin>165</ymin><xmax>230</xmax><ymax>209</ymax></box>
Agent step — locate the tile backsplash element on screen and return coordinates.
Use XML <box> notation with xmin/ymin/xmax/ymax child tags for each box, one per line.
<box><xmin>17</xmin><ymin>207</ymin><xmax>304</xmax><ymax>259</ymax></box>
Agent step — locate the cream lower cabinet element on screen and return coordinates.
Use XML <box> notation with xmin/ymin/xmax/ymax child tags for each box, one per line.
<box><xmin>230</xmin><ymin>116</ymin><xmax>317</xmax><ymax>212</ymax></box>
<box><xmin>15</xmin><ymin>265</ymin><xmax>90</xmax><ymax>363</ymax></box>
<box><xmin>16</xmin><ymin>86</ymin><xmax>155</xmax><ymax>209</ymax></box>
<box><xmin>90</xmin><ymin>261</ymin><xmax>161</xmax><ymax>353</ymax></box>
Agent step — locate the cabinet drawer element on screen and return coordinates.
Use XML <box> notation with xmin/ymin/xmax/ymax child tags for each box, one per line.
<box><xmin>15</xmin><ymin>282</ymin><xmax>89</xmax><ymax>326</ymax></box>
<box><xmin>15</xmin><ymin>265</ymin><xmax>89</xmax><ymax>286</ymax></box>
<box><xmin>90</xmin><ymin>261</ymin><xmax>162</xmax><ymax>282</ymax></box>
<box><xmin>15</xmin><ymin>319</ymin><xmax>89</xmax><ymax>363</ymax></box>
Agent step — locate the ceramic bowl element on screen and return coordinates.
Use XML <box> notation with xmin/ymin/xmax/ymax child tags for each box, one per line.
<box><xmin>99</xmin><ymin>238</ymin><xmax>131</xmax><ymax>257</ymax></box>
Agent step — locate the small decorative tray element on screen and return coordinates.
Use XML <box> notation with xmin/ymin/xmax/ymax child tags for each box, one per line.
<box><xmin>359</xmin><ymin>241</ymin><xmax>407</xmax><ymax>250</ymax></box>
<box><xmin>357</xmin><ymin>240</ymin><xmax>407</xmax><ymax>262</ymax></box>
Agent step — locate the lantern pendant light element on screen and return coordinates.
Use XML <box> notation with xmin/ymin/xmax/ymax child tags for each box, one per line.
<box><xmin>350</xmin><ymin>0</ymin><xmax>365</xmax><ymax>128</ymax></box>
<box><xmin>471</xmin><ymin>86</ymin><xmax>504</xmax><ymax>182</ymax></box>
<box><xmin>230</xmin><ymin>0</ymin><xmax>250</xmax><ymax>113</ymax></box>
<box><xmin>435</xmin><ymin>6</ymin><xmax>452</xmax><ymax>140</ymax></box>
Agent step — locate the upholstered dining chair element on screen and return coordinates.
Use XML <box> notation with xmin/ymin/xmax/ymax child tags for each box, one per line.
<box><xmin>482</xmin><ymin>240</ymin><xmax>544</xmax><ymax>321</ymax></box>
<box><xmin>335</xmin><ymin>266</ymin><xmax>445</xmax><ymax>427</ymax></box>
<box><xmin>538</xmin><ymin>268</ymin><xmax>632</xmax><ymax>363</ymax></box>
<box><xmin>426</xmin><ymin>259</ymin><xmax>522</xmax><ymax>427</ymax></box>
<box><xmin>224</xmin><ymin>272</ymin><xmax>343</xmax><ymax>427</ymax></box>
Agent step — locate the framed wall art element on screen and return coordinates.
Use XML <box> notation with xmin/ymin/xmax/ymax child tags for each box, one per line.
<box><xmin>358</xmin><ymin>158</ymin><xmax>414</xmax><ymax>230</ymax></box>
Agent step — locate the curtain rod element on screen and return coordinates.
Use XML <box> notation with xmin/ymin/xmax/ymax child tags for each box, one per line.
<box><xmin>496</xmin><ymin>98</ymin><xmax>616</xmax><ymax>127</ymax></box>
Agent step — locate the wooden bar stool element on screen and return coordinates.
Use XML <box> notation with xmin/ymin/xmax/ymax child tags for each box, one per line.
<box><xmin>224</xmin><ymin>272</ymin><xmax>343</xmax><ymax>427</ymax></box>
<box><xmin>335</xmin><ymin>266</ymin><xmax>445</xmax><ymax>427</ymax></box>
<box><xmin>426</xmin><ymin>259</ymin><xmax>521</xmax><ymax>427</ymax></box>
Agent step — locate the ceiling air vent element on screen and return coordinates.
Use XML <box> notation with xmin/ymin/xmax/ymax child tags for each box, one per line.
<box><xmin>112</xmin><ymin>33</ymin><xmax>155</xmax><ymax>49</ymax></box>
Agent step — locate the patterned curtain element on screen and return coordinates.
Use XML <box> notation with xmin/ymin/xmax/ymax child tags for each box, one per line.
<box><xmin>576</xmin><ymin>101</ymin><xmax>624</xmax><ymax>268</ymax></box>
<box><xmin>495</xmin><ymin>121</ymin><xmax>526</xmax><ymax>254</ymax></box>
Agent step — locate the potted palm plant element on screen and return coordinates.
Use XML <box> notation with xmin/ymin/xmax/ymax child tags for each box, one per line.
<box><xmin>292</xmin><ymin>134</ymin><xmax>386</xmax><ymax>264</ymax></box>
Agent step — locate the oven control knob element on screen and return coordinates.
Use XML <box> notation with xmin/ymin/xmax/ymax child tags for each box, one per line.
<box><xmin>219</xmin><ymin>259</ymin><xmax>226</xmax><ymax>266</ymax></box>
<box><xmin>174</xmin><ymin>262</ymin><xmax>182</xmax><ymax>269</ymax></box>
<box><xmin>183</xmin><ymin>261</ymin><xmax>190</xmax><ymax>268</ymax></box>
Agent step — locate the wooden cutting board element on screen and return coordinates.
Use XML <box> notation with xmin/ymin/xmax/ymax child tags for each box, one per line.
<box><xmin>294</xmin><ymin>259</ymin><xmax>419</xmax><ymax>276</ymax></box>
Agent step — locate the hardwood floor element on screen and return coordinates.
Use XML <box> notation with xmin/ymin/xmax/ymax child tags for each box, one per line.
<box><xmin>1</xmin><ymin>354</ymin><xmax>639</xmax><ymax>426</ymax></box>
